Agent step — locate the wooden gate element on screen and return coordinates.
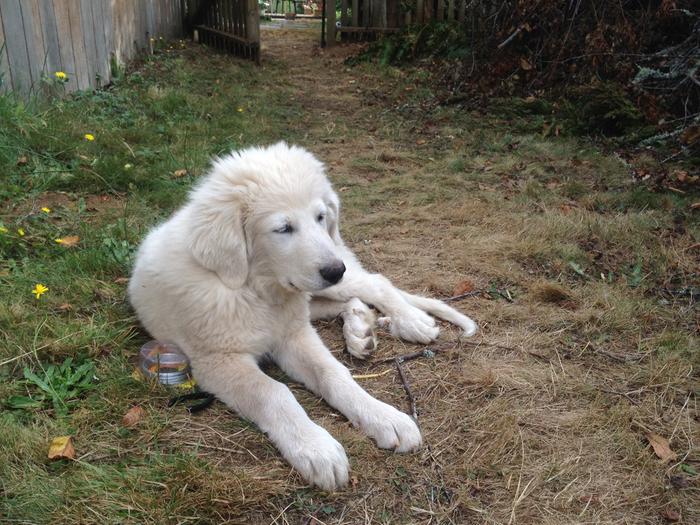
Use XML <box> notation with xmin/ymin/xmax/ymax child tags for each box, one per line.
<box><xmin>184</xmin><ymin>0</ymin><xmax>260</xmax><ymax>63</ymax></box>
<box><xmin>328</xmin><ymin>0</ymin><xmax>473</xmax><ymax>44</ymax></box>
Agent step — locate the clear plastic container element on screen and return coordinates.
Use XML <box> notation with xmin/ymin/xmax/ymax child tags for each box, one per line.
<box><xmin>139</xmin><ymin>341</ymin><xmax>191</xmax><ymax>385</ymax></box>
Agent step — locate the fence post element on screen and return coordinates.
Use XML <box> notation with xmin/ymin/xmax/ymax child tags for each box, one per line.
<box><xmin>246</xmin><ymin>0</ymin><xmax>260</xmax><ymax>63</ymax></box>
<box><xmin>325</xmin><ymin>0</ymin><xmax>336</xmax><ymax>46</ymax></box>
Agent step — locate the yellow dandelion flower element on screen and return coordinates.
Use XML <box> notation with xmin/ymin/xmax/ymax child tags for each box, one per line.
<box><xmin>84</xmin><ymin>133</ymin><xmax>95</xmax><ymax>141</ymax></box>
<box><xmin>17</xmin><ymin>228</ymin><xmax>25</xmax><ymax>237</ymax></box>
<box><xmin>54</xmin><ymin>71</ymin><xmax>67</xmax><ymax>80</ymax></box>
<box><xmin>237</xmin><ymin>107</ymin><xmax>244</xmax><ymax>113</ymax></box>
<box><xmin>41</xmin><ymin>207</ymin><xmax>51</xmax><ymax>213</ymax></box>
<box><xmin>32</xmin><ymin>283</ymin><xmax>49</xmax><ymax>299</ymax></box>
<box><xmin>0</xmin><ymin>226</ymin><xmax>7</xmax><ymax>234</ymax></box>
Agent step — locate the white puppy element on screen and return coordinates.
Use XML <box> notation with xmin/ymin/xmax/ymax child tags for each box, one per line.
<box><xmin>128</xmin><ymin>143</ymin><xmax>477</xmax><ymax>490</ymax></box>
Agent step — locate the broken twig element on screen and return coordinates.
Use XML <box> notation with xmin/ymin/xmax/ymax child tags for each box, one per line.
<box><xmin>395</xmin><ymin>357</ymin><xmax>418</xmax><ymax>422</ymax></box>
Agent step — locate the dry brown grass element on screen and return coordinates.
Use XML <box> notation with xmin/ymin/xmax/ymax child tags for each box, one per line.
<box><xmin>3</xmin><ymin>24</ymin><xmax>696</xmax><ymax>525</ymax></box>
<box><xmin>113</xmin><ymin>26</ymin><xmax>698</xmax><ymax>524</ymax></box>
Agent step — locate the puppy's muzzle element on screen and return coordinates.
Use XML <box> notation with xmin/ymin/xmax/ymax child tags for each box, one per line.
<box><xmin>319</xmin><ymin>261</ymin><xmax>346</xmax><ymax>285</ymax></box>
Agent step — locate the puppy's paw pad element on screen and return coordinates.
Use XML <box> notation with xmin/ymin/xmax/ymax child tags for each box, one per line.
<box><xmin>343</xmin><ymin>300</ymin><xmax>378</xmax><ymax>359</ymax></box>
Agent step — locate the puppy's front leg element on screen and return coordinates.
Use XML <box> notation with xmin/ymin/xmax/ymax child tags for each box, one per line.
<box><xmin>274</xmin><ymin>326</ymin><xmax>422</xmax><ymax>452</ymax></box>
<box><xmin>189</xmin><ymin>353</ymin><xmax>349</xmax><ymax>491</ymax></box>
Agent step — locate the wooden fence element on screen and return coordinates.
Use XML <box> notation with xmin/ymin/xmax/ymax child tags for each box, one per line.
<box><xmin>184</xmin><ymin>0</ymin><xmax>260</xmax><ymax>63</ymax></box>
<box><xmin>0</xmin><ymin>0</ymin><xmax>183</xmax><ymax>96</ymax></box>
<box><xmin>331</xmin><ymin>0</ymin><xmax>476</xmax><ymax>43</ymax></box>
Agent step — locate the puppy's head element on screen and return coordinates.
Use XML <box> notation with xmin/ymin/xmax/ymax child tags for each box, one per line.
<box><xmin>187</xmin><ymin>142</ymin><xmax>344</xmax><ymax>292</ymax></box>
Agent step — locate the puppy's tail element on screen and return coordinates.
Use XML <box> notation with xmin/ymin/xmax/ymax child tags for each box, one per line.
<box><xmin>400</xmin><ymin>291</ymin><xmax>478</xmax><ymax>337</ymax></box>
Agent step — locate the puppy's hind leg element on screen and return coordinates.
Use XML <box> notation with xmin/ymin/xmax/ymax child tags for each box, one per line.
<box><xmin>189</xmin><ymin>352</ymin><xmax>349</xmax><ymax>491</ymax></box>
<box><xmin>310</xmin><ymin>297</ymin><xmax>378</xmax><ymax>359</ymax></box>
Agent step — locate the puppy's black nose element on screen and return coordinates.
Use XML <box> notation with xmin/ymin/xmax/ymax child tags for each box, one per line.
<box><xmin>320</xmin><ymin>262</ymin><xmax>346</xmax><ymax>285</ymax></box>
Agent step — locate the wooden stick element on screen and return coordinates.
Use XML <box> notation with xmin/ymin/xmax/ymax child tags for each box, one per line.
<box><xmin>395</xmin><ymin>357</ymin><xmax>418</xmax><ymax>422</ymax></box>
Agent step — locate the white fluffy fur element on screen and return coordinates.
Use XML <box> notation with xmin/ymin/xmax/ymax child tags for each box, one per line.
<box><xmin>128</xmin><ymin>142</ymin><xmax>477</xmax><ymax>490</ymax></box>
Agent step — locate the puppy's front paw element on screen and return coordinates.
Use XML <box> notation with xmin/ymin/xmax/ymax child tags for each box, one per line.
<box><xmin>378</xmin><ymin>306</ymin><xmax>439</xmax><ymax>344</ymax></box>
<box><xmin>279</xmin><ymin>425</ymin><xmax>349</xmax><ymax>491</ymax></box>
<box><xmin>342</xmin><ymin>299</ymin><xmax>377</xmax><ymax>359</ymax></box>
<box><xmin>356</xmin><ymin>402</ymin><xmax>422</xmax><ymax>453</ymax></box>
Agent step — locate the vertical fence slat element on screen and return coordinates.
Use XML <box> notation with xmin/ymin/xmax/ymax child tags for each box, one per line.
<box><xmin>0</xmin><ymin>4</ymin><xmax>13</xmax><ymax>92</ymax></box>
<box><xmin>53</xmin><ymin>0</ymin><xmax>78</xmax><ymax>91</ymax></box>
<box><xmin>27</xmin><ymin>0</ymin><xmax>48</xmax><ymax>87</ymax></box>
<box><xmin>1</xmin><ymin>0</ymin><xmax>33</xmax><ymax>92</ymax></box>
<box><xmin>68</xmin><ymin>0</ymin><xmax>89</xmax><ymax>89</ymax></box>
<box><xmin>90</xmin><ymin>0</ymin><xmax>108</xmax><ymax>85</ymax></box>
<box><xmin>79</xmin><ymin>0</ymin><xmax>98</xmax><ymax>88</ymax></box>
<box><xmin>38</xmin><ymin>0</ymin><xmax>63</xmax><ymax>80</ymax></box>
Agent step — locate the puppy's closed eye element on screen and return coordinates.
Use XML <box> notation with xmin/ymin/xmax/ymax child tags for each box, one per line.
<box><xmin>275</xmin><ymin>224</ymin><xmax>294</xmax><ymax>234</ymax></box>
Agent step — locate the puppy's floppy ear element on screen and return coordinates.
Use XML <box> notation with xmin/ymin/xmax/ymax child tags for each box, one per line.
<box><xmin>187</xmin><ymin>191</ymin><xmax>249</xmax><ymax>289</ymax></box>
<box><xmin>324</xmin><ymin>189</ymin><xmax>342</xmax><ymax>245</ymax></box>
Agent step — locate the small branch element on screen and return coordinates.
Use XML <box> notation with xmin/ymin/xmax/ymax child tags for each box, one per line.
<box><xmin>445</xmin><ymin>290</ymin><xmax>483</xmax><ymax>302</ymax></box>
<box><xmin>597</xmin><ymin>387</ymin><xmax>640</xmax><ymax>405</ymax></box>
<box><xmin>395</xmin><ymin>357</ymin><xmax>418</xmax><ymax>422</ymax></box>
<box><xmin>497</xmin><ymin>27</ymin><xmax>522</xmax><ymax>49</ymax></box>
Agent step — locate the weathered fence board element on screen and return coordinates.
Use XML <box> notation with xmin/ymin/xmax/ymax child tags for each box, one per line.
<box><xmin>0</xmin><ymin>0</ymin><xmax>183</xmax><ymax>96</ymax></box>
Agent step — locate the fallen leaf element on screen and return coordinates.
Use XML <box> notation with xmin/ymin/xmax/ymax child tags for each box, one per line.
<box><xmin>122</xmin><ymin>406</ymin><xmax>145</xmax><ymax>427</ymax></box>
<box><xmin>339</xmin><ymin>186</ymin><xmax>350</xmax><ymax>192</ymax></box>
<box><xmin>559</xmin><ymin>204</ymin><xmax>573</xmax><ymax>214</ymax></box>
<box><xmin>660</xmin><ymin>508</ymin><xmax>680</xmax><ymax>522</ymax></box>
<box><xmin>452</xmin><ymin>279</ymin><xmax>476</xmax><ymax>296</ymax></box>
<box><xmin>415</xmin><ymin>139</ymin><xmax>426</xmax><ymax>145</ymax></box>
<box><xmin>680</xmin><ymin>125</ymin><xmax>700</xmax><ymax>145</ymax></box>
<box><xmin>520</xmin><ymin>57</ymin><xmax>533</xmax><ymax>71</ymax></box>
<box><xmin>114</xmin><ymin>277</ymin><xmax>130</xmax><ymax>284</ymax></box>
<box><xmin>16</xmin><ymin>155</ymin><xmax>28</xmax><ymax>166</ymax></box>
<box><xmin>58</xmin><ymin>303</ymin><xmax>73</xmax><ymax>311</ymax></box>
<box><xmin>646</xmin><ymin>432</ymin><xmax>677</xmax><ymax>463</ymax></box>
<box><xmin>48</xmin><ymin>436</ymin><xmax>76</xmax><ymax>460</ymax></box>
<box><xmin>173</xmin><ymin>169</ymin><xmax>188</xmax><ymax>178</ymax></box>
<box><xmin>674</xmin><ymin>170</ymin><xmax>688</xmax><ymax>183</ymax></box>
<box><xmin>55</xmin><ymin>235</ymin><xmax>80</xmax><ymax>248</ymax></box>
<box><xmin>690</xmin><ymin>202</ymin><xmax>700</xmax><ymax>210</ymax></box>
<box><xmin>524</xmin><ymin>95</ymin><xmax>536</xmax><ymax>103</ymax></box>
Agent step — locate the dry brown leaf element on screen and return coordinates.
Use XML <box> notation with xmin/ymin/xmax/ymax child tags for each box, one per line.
<box><xmin>519</xmin><ymin>57</ymin><xmax>533</xmax><ymax>71</ymax></box>
<box><xmin>646</xmin><ymin>432</ymin><xmax>677</xmax><ymax>462</ymax></box>
<box><xmin>48</xmin><ymin>436</ymin><xmax>76</xmax><ymax>460</ymax></box>
<box><xmin>674</xmin><ymin>170</ymin><xmax>688</xmax><ymax>182</ymax></box>
<box><xmin>452</xmin><ymin>279</ymin><xmax>476</xmax><ymax>296</ymax></box>
<box><xmin>660</xmin><ymin>508</ymin><xmax>680</xmax><ymax>522</ymax></box>
<box><xmin>57</xmin><ymin>303</ymin><xmax>73</xmax><ymax>311</ymax></box>
<box><xmin>122</xmin><ymin>406</ymin><xmax>145</xmax><ymax>427</ymax></box>
<box><xmin>690</xmin><ymin>202</ymin><xmax>700</xmax><ymax>210</ymax></box>
<box><xmin>56</xmin><ymin>235</ymin><xmax>80</xmax><ymax>248</ymax></box>
<box><xmin>173</xmin><ymin>169</ymin><xmax>188</xmax><ymax>178</ymax></box>
<box><xmin>114</xmin><ymin>277</ymin><xmax>130</xmax><ymax>284</ymax></box>
<box><xmin>415</xmin><ymin>139</ymin><xmax>426</xmax><ymax>145</ymax></box>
